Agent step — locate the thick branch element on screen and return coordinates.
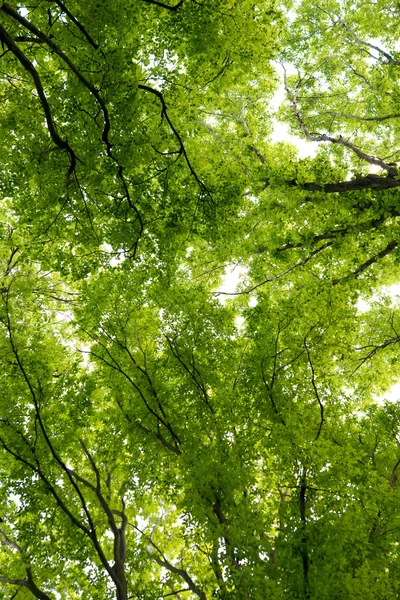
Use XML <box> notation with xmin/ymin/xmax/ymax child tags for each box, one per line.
<box><xmin>51</xmin><ymin>0</ymin><xmax>99</xmax><ymax>49</ymax></box>
<box><xmin>0</xmin><ymin>568</ymin><xmax>52</xmax><ymax>600</ymax></box>
<box><xmin>290</xmin><ymin>173</ymin><xmax>400</xmax><ymax>193</ymax></box>
<box><xmin>0</xmin><ymin>22</ymin><xmax>76</xmax><ymax>175</ymax></box>
<box><xmin>333</xmin><ymin>240</ymin><xmax>398</xmax><ymax>285</ymax></box>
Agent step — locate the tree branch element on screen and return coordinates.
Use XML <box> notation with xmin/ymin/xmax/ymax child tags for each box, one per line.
<box><xmin>304</xmin><ymin>345</ymin><xmax>324</xmax><ymax>441</ymax></box>
<box><xmin>138</xmin><ymin>84</ymin><xmax>209</xmax><ymax>197</ymax></box>
<box><xmin>51</xmin><ymin>0</ymin><xmax>99</xmax><ymax>49</ymax></box>
<box><xmin>215</xmin><ymin>241</ymin><xmax>333</xmax><ymax>296</ymax></box>
<box><xmin>141</xmin><ymin>0</ymin><xmax>184</xmax><ymax>10</ymax></box>
<box><xmin>0</xmin><ymin>22</ymin><xmax>77</xmax><ymax>176</ymax></box>
<box><xmin>333</xmin><ymin>240</ymin><xmax>398</xmax><ymax>285</ymax></box>
<box><xmin>282</xmin><ymin>65</ymin><xmax>398</xmax><ymax>176</ymax></box>
<box><xmin>317</xmin><ymin>6</ymin><xmax>400</xmax><ymax>65</ymax></box>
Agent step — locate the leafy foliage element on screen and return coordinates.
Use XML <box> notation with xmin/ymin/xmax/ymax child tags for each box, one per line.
<box><xmin>1</xmin><ymin>0</ymin><xmax>400</xmax><ymax>598</ymax></box>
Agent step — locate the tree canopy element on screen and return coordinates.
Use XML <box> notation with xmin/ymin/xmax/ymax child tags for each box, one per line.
<box><xmin>1</xmin><ymin>0</ymin><xmax>400</xmax><ymax>598</ymax></box>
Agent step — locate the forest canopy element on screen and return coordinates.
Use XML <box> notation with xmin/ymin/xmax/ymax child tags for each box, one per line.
<box><xmin>1</xmin><ymin>0</ymin><xmax>400</xmax><ymax>598</ymax></box>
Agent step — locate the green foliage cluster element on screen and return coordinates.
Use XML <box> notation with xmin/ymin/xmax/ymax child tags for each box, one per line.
<box><xmin>1</xmin><ymin>0</ymin><xmax>400</xmax><ymax>598</ymax></box>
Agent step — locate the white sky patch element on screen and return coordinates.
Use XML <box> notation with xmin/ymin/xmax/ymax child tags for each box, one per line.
<box><xmin>381</xmin><ymin>380</ymin><xmax>400</xmax><ymax>403</ymax></box>
<box><xmin>235</xmin><ymin>315</ymin><xmax>245</xmax><ymax>330</ymax></box>
<box><xmin>101</xmin><ymin>243</ymin><xmax>126</xmax><ymax>267</ymax></box>
<box><xmin>356</xmin><ymin>297</ymin><xmax>371</xmax><ymax>314</ymax></box>
<box><xmin>382</xmin><ymin>283</ymin><xmax>400</xmax><ymax>303</ymax></box>
<box><xmin>217</xmin><ymin>265</ymin><xmax>258</xmax><ymax>307</ymax></box>
<box><xmin>217</xmin><ymin>264</ymin><xmax>248</xmax><ymax>303</ymax></box>
<box><xmin>269</xmin><ymin>79</ymin><xmax>317</xmax><ymax>159</ymax></box>
<box><xmin>270</xmin><ymin>120</ymin><xmax>317</xmax><ymax>159</ymax></box>
<box><xmin>357</xmin><ymin>283</ymin><xmax>400</xmax><ymax>314</ymax></box>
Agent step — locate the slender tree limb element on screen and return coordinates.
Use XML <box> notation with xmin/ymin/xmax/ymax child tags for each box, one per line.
<box><xmin>325</xmin><ymin>111</ymin><xmax>400</xmax><ymax>123</ymax></box>
<box><xmin>0</xmin><ymin>23</ymin><xmax>77</xmax><ymax>176</ymax></box>
<box><xmin>138</xmin><ymin>84</ymin><xmax>209</xmax><ymax>196</ymax></box>
<box><xmin>79</xmin><ymin>325</ymin><xmax>180</xmax><ymax>445</ymax></box>
<box><xmin>333</xmin><ymin>240</ymin><xmax>398</xmax><ymax>285</ymax></box>
<box><xmin>133</xmin><ymin>523</ymin><xmax>206</xmax><ymax>600</ymax></box>
<box><xmin>353</xmin><ymin>331</ymin><xmax>400</xmax><ymax>375</ymax></box>
<box><xmin>1</xmin><ymin>4</ymin><xmax>143</xmax><ymax>246</ymax></box>
<box><xmin>282</xmin><ymin>65</ymin><xmax>398</xmax><ymax>175</ymax></box>
<box><xmin>317</xmin><ymin>6</ymin><xmax>400</xmax><ymax>65</ymax></box>
<box><xmin>261</xmin><ymin>360</ymin><xmax>286</xmax><ymax>425</ymax></box>
<box><xmin>215</xmin><ymin>241</ymin><xmax>333</xmax><ymax>296</ymax></box>
<box><xmin>254</xmin><ymin>213</ymin><xmax>393</xmax><ymax>257</ymax></box>
<box><xmin>78</xmin><ymin>441</ymin><xmax>128</xmax><ymax>600</ymax></box>
<box><xmin>304</xmin><ymin>345</ymin><xmax>324</xmax><ymax>441</ymax></box>
<box><xmin>0</xmin><ymin>298</ymin><xmax>127</xmax><ymax>591</ymax></box>
<box><xmin>51</xmin><ymin>0</ymin><xmax>99</xmax><ymax>49</ymax></box>
<box><xmin>89</xmin><ymin>345</ymin><xmax>181</xmax><ymax>445</ymax></box>
<box><xmin>141</xmin><ymin>0</ymin><xmax>184</xmax><ymax>10</ymax></box>
<box><xmin>165</xmin><ymin>336</ymin><xmax>214</xmax><ymax>415</ymax></box>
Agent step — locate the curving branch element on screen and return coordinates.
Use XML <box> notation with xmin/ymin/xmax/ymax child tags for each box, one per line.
<box><xmin>255</xmin><ymin>213</ymin><xmax>395</xmax><ymax>256</ymax></box>
<box><xmin>79</xmin><ymin>324</ymin><xmax>181</xmax><ymax>448</ymax></box>
<box><xmin>324</xmin><ymin>111</ymin><xmax>400</xmax><ymax>123</ymax></box>
<box><xmin>165</xmin><ymin>336</ymin><xmax>215</xmax><ymax>415</ymax></box>
<box><xmin>354</xmin><ymin>314</ymin><xmax>400</xmax><ymax>374</ymax></box>
<box><xmin>0</xmin><ymin>22</ymin><xmax>77</xmax><ymax>176</ymax></box>
<box><xmin>282</xmin><ymin>65</ymin><xmax>398</xmax><ymax>176</ymax></box>
<box><xmin>51</xmin><ymin>0</ymin><xmax>99</xmax><ymax>49</ymax></box>
<box><xmin>0</xmin><ymin>296</ymin><xmax>132</xmax><ymax>597</ymax></box>
<box><xmin>215</xmin><ymin>241</ymin><xmax>333</xmax><ymax>296</ymax></box>
<box><xmin>316</xmin><ymin>6</ymin><xmax>400</xmax><ymax>66</ymax></box>
<box><xmin>304</xmin><ymin>344</ymin><xmax>324</xmax><ymax>441</ymax></box>
<box><xmin>333</xmin><ymin>240</ymin><xmax>398</xmax><ymax>285</ymax></box>
<box><xmin>76</xmin><ymin>441</ymin><xmax>128</xmax><ymax>600</ymax></box>
<box><xmin>0</xmin><ymin>566</ymin><xmax>53</xmax><ymax>600</ymax></box>
<box><xmin>138</xmin><ymin>84</ymin><xmax>209</xmax><ymax>196</ymax></box>
<box><xmin>141</xmin><ymin>0</ymin><xmax>185</xmax><ymax>10</ymax></box>
<box><xmin>1</xmin><ymin>3</ymin><xmax>143</xmax><ymax>248</ymax></box>
<box><xmin>133</xmin><ymin>522</ymin><xmax>206</xmax><ymax>600</ymax></box>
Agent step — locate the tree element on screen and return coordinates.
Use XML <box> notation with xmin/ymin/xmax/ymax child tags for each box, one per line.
<box><xmin>1</xmin><ymin>0</ymin><xmax>400</xmax><ymax>598</ymax></box>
